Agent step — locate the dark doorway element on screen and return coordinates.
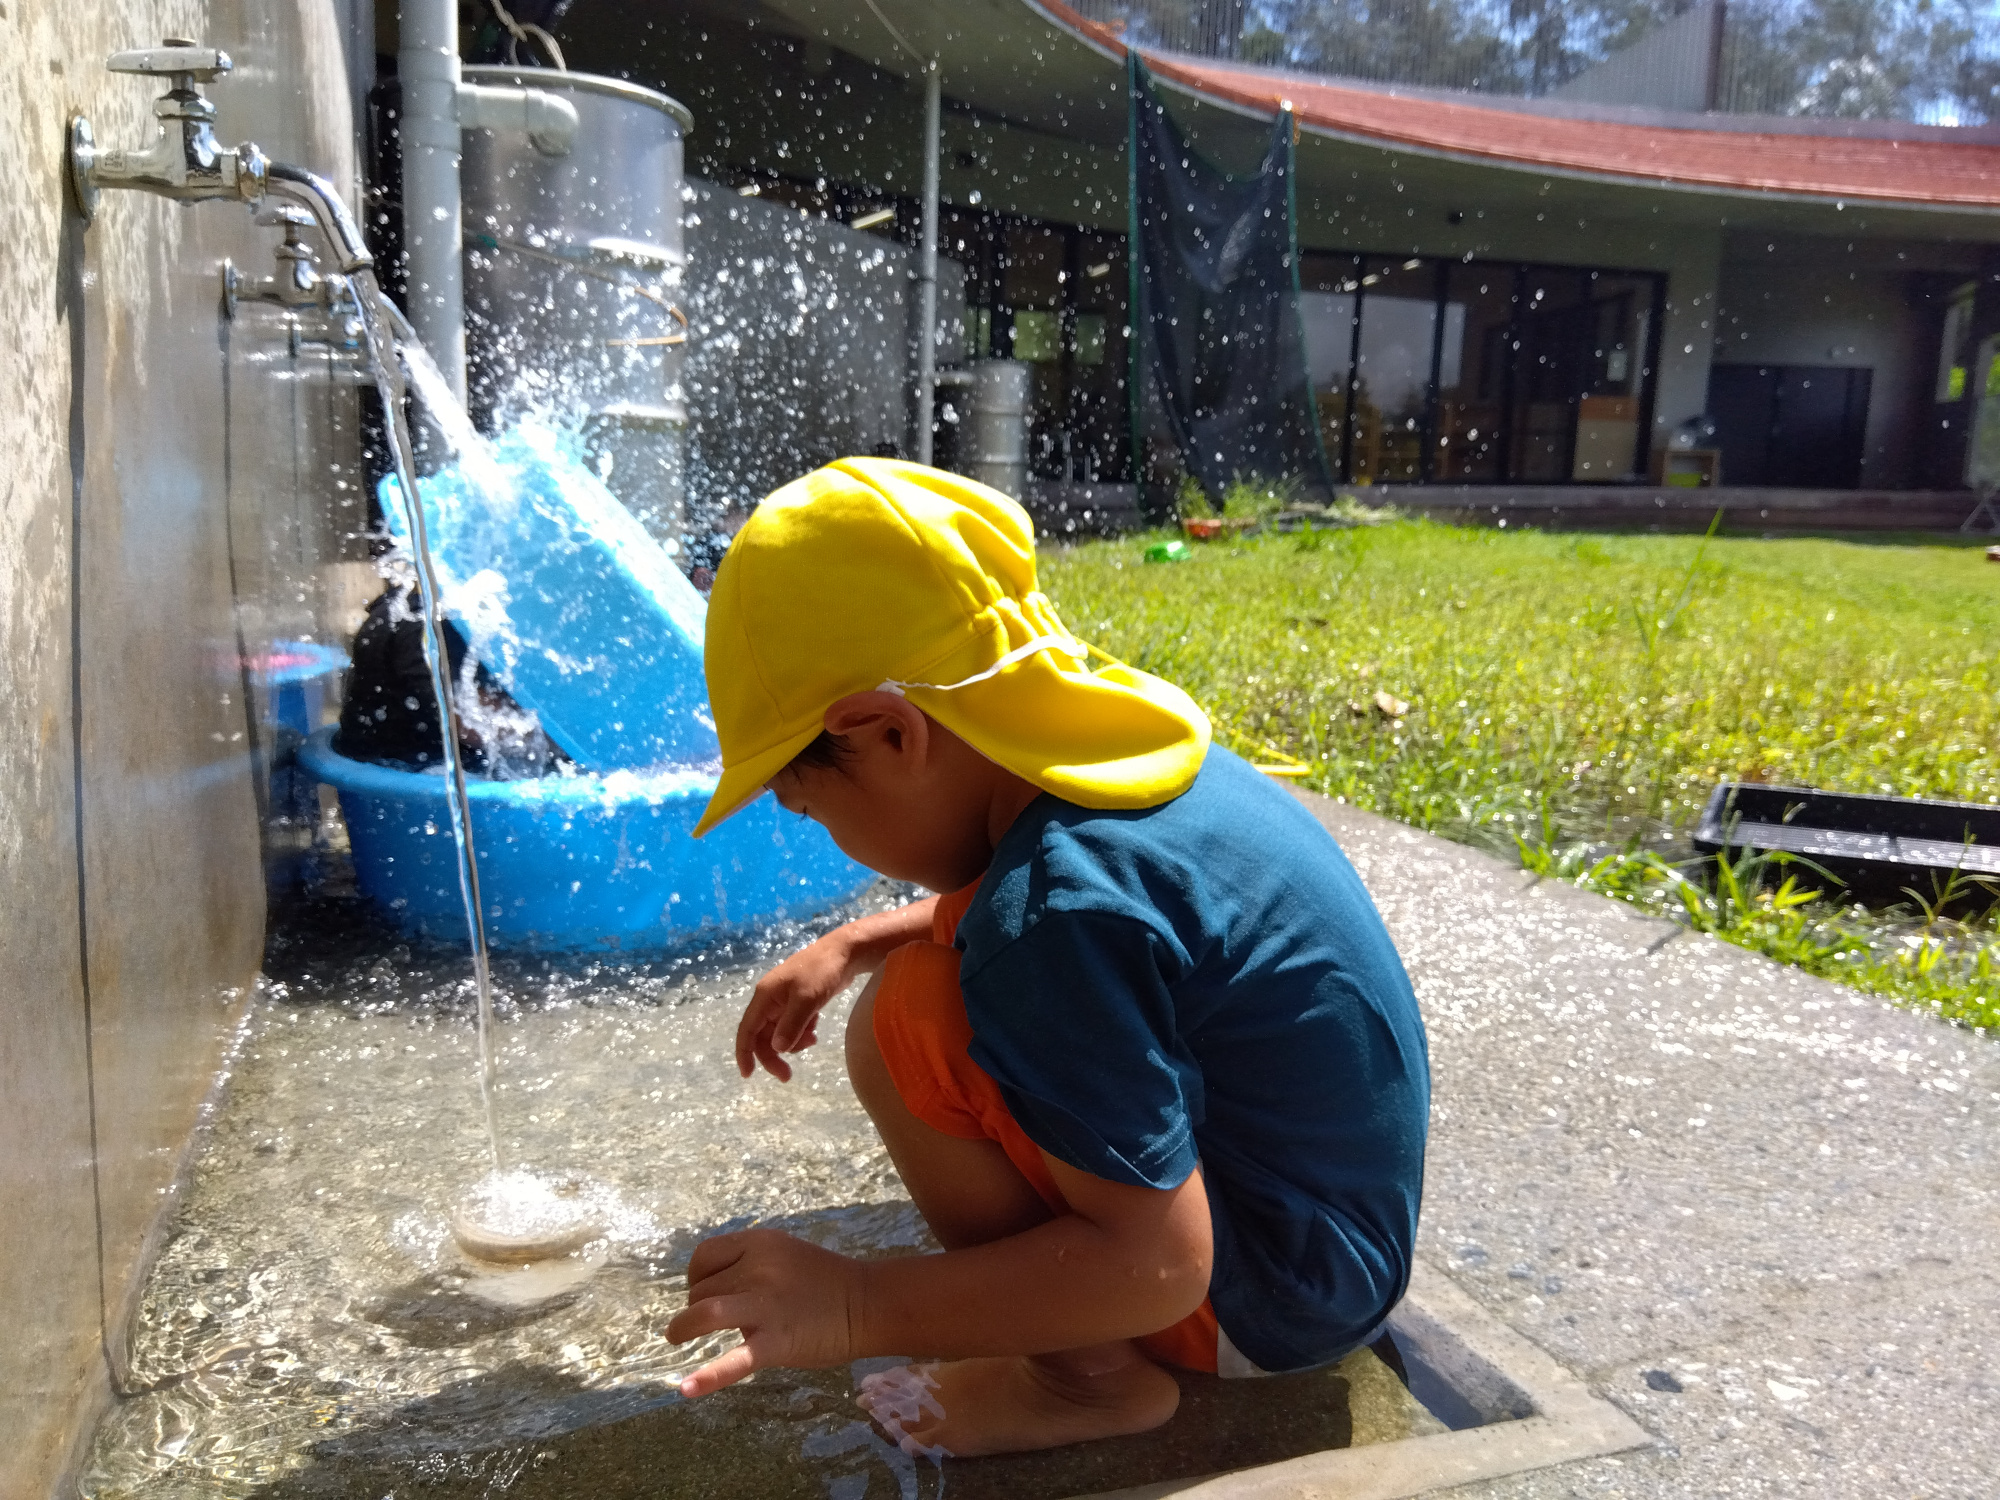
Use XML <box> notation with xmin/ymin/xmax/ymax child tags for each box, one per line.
<box><xmin>1708</xmin><ymin>364</ymin><xmax>1872</xmax><ymax>488</ymax></box>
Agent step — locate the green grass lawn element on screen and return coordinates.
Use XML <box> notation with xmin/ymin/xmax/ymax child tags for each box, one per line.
<box><xmin>1040</xmin><ymin>521</ymin><xmax>2000</xmax><ymax>1029</ymax></box>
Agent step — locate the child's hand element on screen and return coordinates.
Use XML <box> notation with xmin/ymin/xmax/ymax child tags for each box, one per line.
<box><xmin>735</xmin><ymin>932</ymin><xmax>858</xmax><ymax>1080</ymax></box>
<box><xmin>734</xmin><ymin>900</ymin><xmax>939</xmax><ymax>1080</ymax></box>
<box><xmin>667</xmin><ymin>1227</ymin><xmax>863</xmax><ymax>1396</ymax></box>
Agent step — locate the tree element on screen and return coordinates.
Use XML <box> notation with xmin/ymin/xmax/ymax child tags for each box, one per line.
<box><xmin>1095</xmin><ymin>0</ymin><xmax>2000</xmax><ymax>121</ymax></box>
<box><xmin>1723</xmin><ymin>0</ymin><xmax>1996</xmax><ymax>122</ymax></box>
<box><xmin>1251</xmin><ymin>0</ymin><xmax>1534</xmax><ymax>92</ymax></box>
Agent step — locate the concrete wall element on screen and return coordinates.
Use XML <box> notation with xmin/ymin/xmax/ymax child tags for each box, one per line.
<box><xmin>0</xmin><ymin>5</ymin><xmax>371</xmax><ymax>1494</ymax></box>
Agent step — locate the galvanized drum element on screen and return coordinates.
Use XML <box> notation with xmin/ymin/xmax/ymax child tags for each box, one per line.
<box><xmin>968</xmin><ymin>359</ymin><xmax>1032</xmax><ymax>501</ymax></box>
<box><xmin>461</xmin><ymin>67</ymin><xmax>694</xmax><ymax>549</ymax></box>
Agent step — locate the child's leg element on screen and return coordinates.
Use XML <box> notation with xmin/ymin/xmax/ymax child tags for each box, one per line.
<box><xmin>844</xmin><ymin>965</ymin><xmax>1053</xmax><ymax>1250</ymax></box>
<box><xmin>842</xmin><ymin>944</ymin><xmax>1182</xmax><ymax>1458</ymax></box>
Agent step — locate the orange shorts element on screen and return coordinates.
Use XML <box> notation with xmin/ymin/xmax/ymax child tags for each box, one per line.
<box><xmin>870</xmin><ymin>883</ymin><xmax>1222</xmax><ymax>1375</ymax></box>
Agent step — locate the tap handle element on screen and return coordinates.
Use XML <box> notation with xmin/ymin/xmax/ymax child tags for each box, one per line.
<box><xmin>255</xmin><ymin>204</ymin><xmax>317</xmax><ymax>231</ymax></box>
<box><xmin>107</xmin><ymin>42</ymin><xmax>233</xmax><ymax>83</ymax></box>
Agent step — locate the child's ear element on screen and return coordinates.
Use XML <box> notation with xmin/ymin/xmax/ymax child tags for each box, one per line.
<box><xmin>823</xmin><ymin>692</ymin><xmax>933</xmax><ymax>767</ymax></box>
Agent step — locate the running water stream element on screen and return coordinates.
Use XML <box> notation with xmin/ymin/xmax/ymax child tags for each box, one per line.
<box><xmin>353</xmin><ymin>282</ymin><xmax>708</xmax><ymax>1263</ymax></box>
<box><xmin>351</xmin><ymin>278</ymin><xmax>502</xmax><ymax>1165</ymax></box>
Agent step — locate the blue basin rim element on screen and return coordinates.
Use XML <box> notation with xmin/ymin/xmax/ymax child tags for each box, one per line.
<box><xmin>296</xmin><ymin>728</ymin><xmax>874</xmax><ymax>953</ymax></box>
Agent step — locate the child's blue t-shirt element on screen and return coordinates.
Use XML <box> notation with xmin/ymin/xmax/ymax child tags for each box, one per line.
<box><xmin>954</xmin><ymin>745</ymin><xmax>1430</xmax><ymax>1373</ymax></box>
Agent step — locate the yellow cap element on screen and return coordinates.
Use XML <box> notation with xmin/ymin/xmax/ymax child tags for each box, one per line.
<box><xmin>692</xmin><ymin>458</ymin><xmax>1210</xmax><ymax>837</ymax></box>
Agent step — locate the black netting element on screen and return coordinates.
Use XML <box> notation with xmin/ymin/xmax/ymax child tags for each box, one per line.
<box><xmin>1127</xmin><ymin>54</ymin><xmax>1333</xmax><ymax>512</ymax></box>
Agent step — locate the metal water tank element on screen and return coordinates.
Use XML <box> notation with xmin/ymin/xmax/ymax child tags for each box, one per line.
<box><xmin>460</xmin><ymin>67</ymin><xmax>693</xmax><ymax>550</ymax></box>
<box><xmin>966</xmin><ymin>360</ymin><xmax>1032</xmax><ymax>501</ymax></box>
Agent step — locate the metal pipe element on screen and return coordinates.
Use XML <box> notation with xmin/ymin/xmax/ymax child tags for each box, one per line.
<box><xmin>401</xmin><ymin>0</ymin><xmax>467</xmax><ymax>401</ymax></box>
<box><xmin>265</xmin><ymin>161</ymin><xmax>374</xmax><ymax>273</ymax></box>
<box><xmin>915</xmin><ymin>61</ymin><xmax>941</xmax><ymax>465</ymax></box>
<box><xmin>399</xmin><ymin>1</ymin><xmax>579</xmax><ymax>404</ymax></box>
<box><xmin>457</xmin><ymin>81</ymin><xmax>578</xmax><ymax>154</ymax></box>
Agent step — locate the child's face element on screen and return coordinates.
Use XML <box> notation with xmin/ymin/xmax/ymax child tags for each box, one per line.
<box><xmin>764</xmin><ymin>698</ymin><xmax>1037</xmax><ymax>895</ymax></box>
<box><xmin>767</xmin><ymin>760</ymin><xmax>958</xmax><ymax>890</ymax></box>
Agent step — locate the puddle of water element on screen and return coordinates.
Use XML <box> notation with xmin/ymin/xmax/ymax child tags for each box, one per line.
<box><xmin>80</xmin><ymin>871</ymin><xmax>1446</xmax><ymax>1500</ymax></box>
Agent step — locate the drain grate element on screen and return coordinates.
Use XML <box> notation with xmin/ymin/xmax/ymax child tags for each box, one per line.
<box><xmin>1077</xmin><ymin>1262</ymin><xmax>1651</xmax><ymax>1500</ymax></box>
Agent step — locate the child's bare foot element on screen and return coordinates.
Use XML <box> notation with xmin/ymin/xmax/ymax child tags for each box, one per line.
<box><xmin>856</xmin><ymin>1341</ymin><xmax>1179</xmax><ymax>1458</ymax></box>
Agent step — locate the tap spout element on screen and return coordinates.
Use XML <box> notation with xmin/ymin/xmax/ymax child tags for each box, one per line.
<box><xmin>265</xmin><ymin>163</ymin><xmax>374</xmax><ymax>275</ymax></box>
<box><xmin>66</xmin><ymin>41</ymin><xmax>268</xmax><ymax>221</ymax></box>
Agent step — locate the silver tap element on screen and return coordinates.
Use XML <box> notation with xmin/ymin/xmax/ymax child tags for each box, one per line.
<box><xmin>221</xmin><ymin>204</ymin><xmax>369</xmax><ymax>372</ymax></box>
<box><xmin>67</xmin><ymin>39</ymin><xmax>267</xmax><ymax>222</ymax></box>
<box><xmin>261</xmin><ymin>162</ymin><xmax>374</xmax><ymax>275</ymax></box>
<box><xmin>68</xmin><ymin>38</ymin><xmax>377</xmax><ymax>279</ymax></box>
<box><xmin>226</xmin><ymin>204</ymin><xmax>328</xmax><ymax>312</ymax></box>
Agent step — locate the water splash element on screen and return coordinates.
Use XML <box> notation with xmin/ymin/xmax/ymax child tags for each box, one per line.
<box><xmin>450</xmin><ymin>1168</ymin><xmax>610</xmax><ymax>1263</ymax></box>
<box><xmin>855</xmin><ymin>1364</ymin><xmax>952</xmax><ymax>1462</ymax></box>
<box><xmin>75</xmin><ymin>889</ymin><xmax>925</xmax><ymax>1499</ymax></box>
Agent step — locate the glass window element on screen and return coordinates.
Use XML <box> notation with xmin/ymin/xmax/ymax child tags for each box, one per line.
<box><xmin>1351</xmin><ymin>259</ymin><xmax>1439</xmax><ymax>484</ymax></box>
<box><xmin>1938</xmin><ymin>284</ymin><xmax>1976</xmax><ymax>402</ymax></box>
<box><xmin>1011</xmin><ymin>310</ymin><xmax>1061</xmax><ymax>363</ymax></box>
<box><xmin>1574</xmin><ymin>273</ymin><xmax>1652</xmax><ymax>481</ymax></box>
<box><xmin>1436</xmin><ymin>265</ymin><xmax>1513</xmax><ymax>482</ymax></box>
<box><xmin>1299</xmin><ymin>253</ymin><xmax>1361</xmax><ymax>482</ymax></box>
<box><xmin>1300</xmin><ymin>291</ymin><xmax>1357</xmax><ymax>390</ymax></box>
<box><xmin>1072</xmin><ymin>312</ymin><xmax>1108</xmax><ymax>366</ymax></box>
<box><xmin>1289</xmin><ymin>246</ymin><xmax>1661</xmax><ymax>486</ymax></box>
<box><xmin>1506</xmin><ymin>267</ymin><xmax>1587</xmax><ymax>481</ymax></box>
<box><xmin>1064</xmin><ymin>233</ymin><xmax>1129</xmax><ymax>482</ymax></box>
<box><xmin>1504</xmin><ymin>268</ymin><xmax>1652</xmax><ymax>482</ymax></box>
<box><xmin>1003</xmin><ymin>222</ymin><xmax>1064</xmax><ymax>310</ymax></box>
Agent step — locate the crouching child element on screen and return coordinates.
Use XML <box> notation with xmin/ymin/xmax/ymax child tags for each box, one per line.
<box><xmin>667</xmin><ymin>459</ymin><xmax>1430</xmax><ymax>1458</ymax></box>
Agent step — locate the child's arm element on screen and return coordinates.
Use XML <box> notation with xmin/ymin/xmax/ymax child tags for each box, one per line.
<box><xmin>667</xmin><ymin>1154</ymin><xmax>1213</xmax><ymax>1396</ymax></box>
<box><xmin>734</xmin><ymin>899</ymin><xmax>938</xmax><ymax>1079</ymax></box>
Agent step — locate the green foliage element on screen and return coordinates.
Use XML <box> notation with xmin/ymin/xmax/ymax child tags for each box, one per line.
<box><xmin>1326</xmin><ymin>493</ymin><xmax>1405</xmax><ymax>526</ymax></box>
<box><xmin>1176</xmin><ymin>473</ymin><xmax>1303</xmax><ymax>521</ymax></box>
<box><xmin>1253</xmin><ymin>0</ymin><xmax>1531</xmax><ymax>92</ymax></box>
<box><xmin>1720</xmin><ymin>0</ymin><xmax>2000</xmax><ymax>121</ymax></box>
<box><xmin>1044</xmin><ymin>520</ymin><xmax>2000</xmax><ymax>1020</ymax></box>
<box><xmin>1219</xmin><ymin>474</ymin><xmax>1301</xmax><ymax>520</ymax></box>
<box><xmin>1174</xmin><ymin>473</ymin><xmax>1214</xmax><ymax>520</ymax></box>
<box><xmin>1223</xmin><ymin>0</ymin><xmax>2000</xmax><ymax>123</ymax></box>
<box><xmin>1517</xmin><ymin>840</ymin><xmax>2000</xmax><ymax>1030</ymax></box>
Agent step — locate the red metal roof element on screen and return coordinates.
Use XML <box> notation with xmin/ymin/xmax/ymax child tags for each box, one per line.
<box><xmin>1040</xmin><ymin>2</ymin><xmax>2000</xmax><ymax>209</ymax></box>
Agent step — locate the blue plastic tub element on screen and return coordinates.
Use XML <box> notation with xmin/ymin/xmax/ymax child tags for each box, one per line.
<box><xmin>379</xmin><ymin>426</ymin><xmax>719</xmax><ymax>768</ymax></box>
<box><xmin>299</xmin><ymin>729</ymin><xmax>873</xmax><ymax>954</ymax></box>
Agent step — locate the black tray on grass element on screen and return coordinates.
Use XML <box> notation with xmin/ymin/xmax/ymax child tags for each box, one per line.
<box><xmin>1692</xmin><ymin>783</ymin><xmax>2000</xmax><ymax>908</ymax></box>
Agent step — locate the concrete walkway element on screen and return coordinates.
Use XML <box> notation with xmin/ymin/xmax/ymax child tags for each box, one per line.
<box><xmin>1289</xmin><ymin>790</ymin><xmax>1999</xmax><ymax>1499</ymax></box>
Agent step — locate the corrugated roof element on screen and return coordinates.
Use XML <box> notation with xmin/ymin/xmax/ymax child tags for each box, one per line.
<box><xmin>1041</xmin><ymin>1</ymin><xmax>2000</xmax><ymax>209</ymax></box>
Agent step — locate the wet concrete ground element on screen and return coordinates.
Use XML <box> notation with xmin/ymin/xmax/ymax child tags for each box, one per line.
<box><xmin>83</xmin><ymin>791</ymin><xmax>1997</xmax><ymax>1498</ymax></box>
<box><xmin>238</xmin><ymin>1346</ymin><xmax>1435</xmax><ymax>1500</ymax></box>
<box><xmin>78</xmin><ymin>873</ymin><xmax>1442</xmax><ymax>1500</ymax></box>
<box><xmin>1288</xmin><ymin>791</ymin><xmax>2000</xmax><ymax>1499</ymax></box>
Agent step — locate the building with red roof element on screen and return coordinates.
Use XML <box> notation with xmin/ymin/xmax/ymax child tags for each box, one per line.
<box><xmin>557</xmin><ymin>0</ymin><xmax>2000</xmax><ymax>522</ymax></box>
